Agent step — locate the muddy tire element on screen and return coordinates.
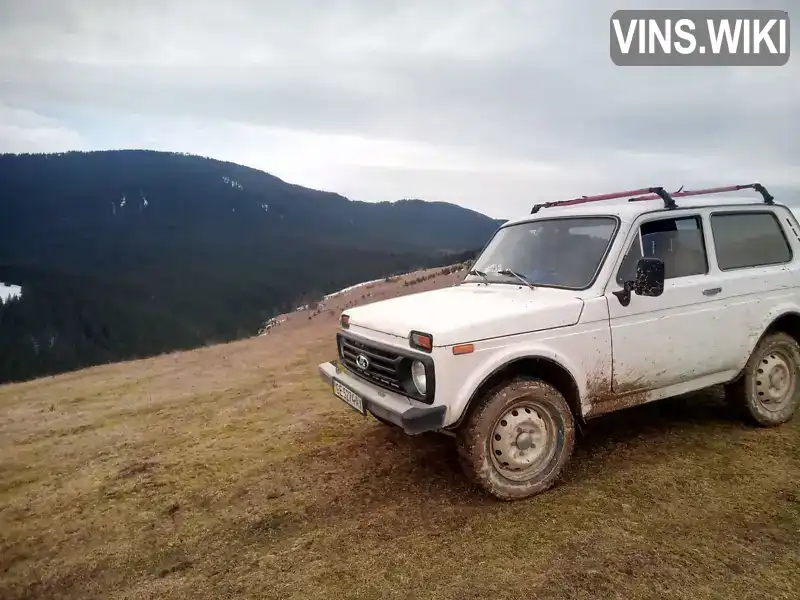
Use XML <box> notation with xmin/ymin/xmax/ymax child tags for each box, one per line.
<box><xmin>726</xmin><ymin>331</ymin><xmax>800</xmax><ymax>427</ymax></box>
<box><xmin>456</xmin><ymin>377</ymin><xmax>575</xmax><ymax>501</ymax></box>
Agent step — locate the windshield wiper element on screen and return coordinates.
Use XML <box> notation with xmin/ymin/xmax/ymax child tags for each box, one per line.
<box><xmin>497</xmin><ymin>268</ymin><xmax>536</xmax><ymax>290</ymax></box>
<box><xmin>467</xmin><ymin>268</ymin><xmax>490</xmax><ymax>284</ymax></box>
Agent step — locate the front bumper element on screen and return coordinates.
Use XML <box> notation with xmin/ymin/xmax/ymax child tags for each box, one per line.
<box><xmin>318</xmin><ymin>361</ymin><xmax>446</xmax><ymax>435</ymax></box>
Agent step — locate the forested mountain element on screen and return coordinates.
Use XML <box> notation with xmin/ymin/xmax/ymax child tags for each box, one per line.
<box><xmin>0</xmin><ymin>150</ymin><xmax>502</xmax><ymax>383</ymax></box>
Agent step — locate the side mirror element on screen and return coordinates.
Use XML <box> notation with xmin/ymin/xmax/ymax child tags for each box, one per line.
<box><xmin>633</xmin><ymin>257</ymin><xmax>665</xmax><ymax>297</ymax></box>
<box><xmin>612</xmin><ymin>257</ymin><xmax>665</xmax><ymax>307</ymax></box>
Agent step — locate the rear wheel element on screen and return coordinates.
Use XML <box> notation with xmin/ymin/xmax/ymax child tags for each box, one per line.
<box><xmin>456</xmin><ymin>377</ymin><xmax>575</xmax><ymax>501</ymax></box>
<box><xmin>726</xmin><ymin>331</ymin><xmax>800</xmax><ymax>426</ymax></box>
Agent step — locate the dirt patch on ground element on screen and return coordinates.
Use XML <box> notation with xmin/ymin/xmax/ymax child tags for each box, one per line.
<box><xmin>1</xmin><ymin>265</ymin><xmax>799</xmax><ymax>599</ymax></box>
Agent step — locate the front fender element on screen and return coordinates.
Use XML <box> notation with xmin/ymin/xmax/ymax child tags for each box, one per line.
<box><xmin>448</xmin><ymin>339</ymin><xmax>601</xmax><ymax>425</ymax></box>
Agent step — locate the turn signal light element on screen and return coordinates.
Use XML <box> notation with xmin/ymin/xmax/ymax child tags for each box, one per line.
<box><xmin>409</xmin><ymin>330</ymin><xmax>433</xmax><ymax>352</ymax></box>
<box><xmin>452</xmin><ymin>343</ymin><xmax>474</xmax><ymax>355</ymax></box>
<box><xmin>340</xmin><ymin>314</ymin><xmax>350</xmax><ymax>329</ymax></box>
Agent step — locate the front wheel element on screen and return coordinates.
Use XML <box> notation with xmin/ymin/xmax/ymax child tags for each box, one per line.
<box><xmin>726</xmin><ymin>331</ymin><xmax>800</xmax><ymax>427</ymax></box>
<box><xmin>456</xmin><ymin>377</ymin><xmax>575</xmax><ymax>501</ymax></box>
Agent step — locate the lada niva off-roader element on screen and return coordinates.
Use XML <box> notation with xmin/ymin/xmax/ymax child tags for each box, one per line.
<box><xmin>318</xmin><ymin>183</ymin><xmax>800</xmax><ymax>501</ymax></box>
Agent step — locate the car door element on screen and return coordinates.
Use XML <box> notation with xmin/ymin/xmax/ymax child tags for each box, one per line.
<box><xmin>604</xmin><ymin>211</ymin><xmax>730</xmax><ymax>393</ymax></box>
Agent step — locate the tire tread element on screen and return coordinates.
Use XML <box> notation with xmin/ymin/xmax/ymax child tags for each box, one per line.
<box><xmin>456</xmin><ymin>376</ymin><xmax>575</xmax><ymax>501</ymax></box>
<box><xmin>726</xmin><ymin>331</ymin><xmax>800</xmax><ymax>427</ymax></box>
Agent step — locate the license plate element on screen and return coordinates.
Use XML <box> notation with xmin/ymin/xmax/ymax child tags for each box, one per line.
<box><xmin>333</xmin><ymin>379</ymin><xmax>366</xmax><ymax>415</ymax></box>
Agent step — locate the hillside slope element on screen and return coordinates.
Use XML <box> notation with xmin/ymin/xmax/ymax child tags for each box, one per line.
<box><xmin>0</xmin><ymin>150</ymin><xmax>502</xmax><ymax>383</ymax></box>
<box><xmin>0</xmin><ymin>264</ymin><xmax>797</xmax><ymax>600</ymax></box>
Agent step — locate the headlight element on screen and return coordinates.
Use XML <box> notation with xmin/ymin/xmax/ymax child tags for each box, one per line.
<box><xmin>411</xmin><ymin>360</ymin><xmax>427</xmax><ymax>395</ymax></box>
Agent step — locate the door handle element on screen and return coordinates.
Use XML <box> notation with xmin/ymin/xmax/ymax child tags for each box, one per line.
<box><xmin>702</xmin><ymin>287</ymin><xmax>722</xmax><ymax>296</ymax></box>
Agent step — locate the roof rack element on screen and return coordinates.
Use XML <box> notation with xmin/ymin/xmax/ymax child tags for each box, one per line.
<box><xmin>529</xmin><ymin>182</ymin><xmax>774</xmax><ymax>214</ymax></box>
<box><xmin>627</xmin><ymin>183</ymin><xmax>774</xmax><ymax>205</ymax></box>
<box><xmin>530</xmin><ymin>186</ymin><xmax>674</xmax><ymax>214</ymax></box>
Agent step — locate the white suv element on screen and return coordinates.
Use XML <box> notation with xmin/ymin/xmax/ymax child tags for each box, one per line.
<box><xmin>318</xmin><ymin>183</ymin><xmax>800</xmax><ymax>501</ymax></box>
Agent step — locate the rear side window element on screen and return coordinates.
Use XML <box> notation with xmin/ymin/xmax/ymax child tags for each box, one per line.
<box><xmin>710</xmin><ymin>212</ymin><xmax>792</xmax><ymax>270</ymax></box>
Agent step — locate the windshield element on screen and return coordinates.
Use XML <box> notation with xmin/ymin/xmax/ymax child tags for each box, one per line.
<box><xmin>466</xmin><ymin>216</ymin><xmax>618</xmax><ymax>289</ymax></box>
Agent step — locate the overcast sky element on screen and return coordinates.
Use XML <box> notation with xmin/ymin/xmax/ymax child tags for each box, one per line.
<box><xmin>0</xmin><ymin>0</ymin><xmax>796</xmax><ymax>219</ymax></box>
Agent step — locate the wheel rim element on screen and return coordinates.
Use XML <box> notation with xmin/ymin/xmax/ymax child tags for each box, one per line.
<box><xmin>754</xmin><ymin>347</ymin><xmax>797</xmax><ymax>412</ymax></box>
<box><xmin>489</xmin><ymin>400</ymin><xmax>558</xmax><ymax>482</ymax></box>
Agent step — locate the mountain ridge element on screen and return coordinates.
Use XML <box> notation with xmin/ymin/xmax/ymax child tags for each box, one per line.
<box><xmin>0</xmin><ymin>149</ymin><xmax>500</xmax><ymax>383</ymax></box>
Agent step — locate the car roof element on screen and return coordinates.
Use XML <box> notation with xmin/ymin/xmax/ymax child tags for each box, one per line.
<box><xmin>501</xmin><ymin>193</ymin><xmax>779</xmax><ymax>228</ymax></box>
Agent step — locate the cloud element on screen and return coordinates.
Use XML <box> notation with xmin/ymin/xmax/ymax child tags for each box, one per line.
<box><xmin>0</xmin><ymin>106</ymin><xmax>85</xmax><ymax>153</ymax></box>
<box><xmin>0</xmin><ymin>0</ymin><xmax>797</xmax><ymax>218</ymax></box>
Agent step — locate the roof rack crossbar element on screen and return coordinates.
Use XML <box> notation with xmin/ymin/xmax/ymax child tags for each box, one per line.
<box><xmin>530</xmin><ymin>186</ymin><xmax>674</xmax><ymax>214</ymax></box>
<box><xmin>627</xmin><ymin>182</ymin><xmax>774</xmax><ymax>205</ymax></box>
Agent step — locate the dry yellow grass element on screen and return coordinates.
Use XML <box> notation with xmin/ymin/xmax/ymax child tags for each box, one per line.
<box><xmin>1</xmin><ymin>266</ymin><xmax>799</xmax><ymax>599</ymax></box>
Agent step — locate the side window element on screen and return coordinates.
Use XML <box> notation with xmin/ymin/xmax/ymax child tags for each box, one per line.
<box><xmin>710</xmin><ymin>212</ymin><xmax>792</xmax><ymax>270</ymax></box>
<box><xmin>617</xmin><ymin>215</ymin><xmax>708</xmax><ymax>284</ymax></box>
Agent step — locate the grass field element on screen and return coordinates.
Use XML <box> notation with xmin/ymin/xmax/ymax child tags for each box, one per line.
<box><xmin>1</xmin><ymin>268</ymin><xmax>799</xmax><ymax>599</ymax></box>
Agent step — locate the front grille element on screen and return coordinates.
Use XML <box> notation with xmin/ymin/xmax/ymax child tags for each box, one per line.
<box><xmin>339</xmin><ymin>336</ymin><xmax>404</xmax><ymax>392</ymax></box>
<box><xmin>337</xmin><ymin>332</ymin><xmax>435</xmax><ymax>404</ymax></box>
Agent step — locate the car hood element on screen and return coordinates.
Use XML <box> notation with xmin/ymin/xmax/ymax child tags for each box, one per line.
<box><xmin>344</xmin><ymin>283</ymin><xmax>585</xmax><ymax>346</ymax></box>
